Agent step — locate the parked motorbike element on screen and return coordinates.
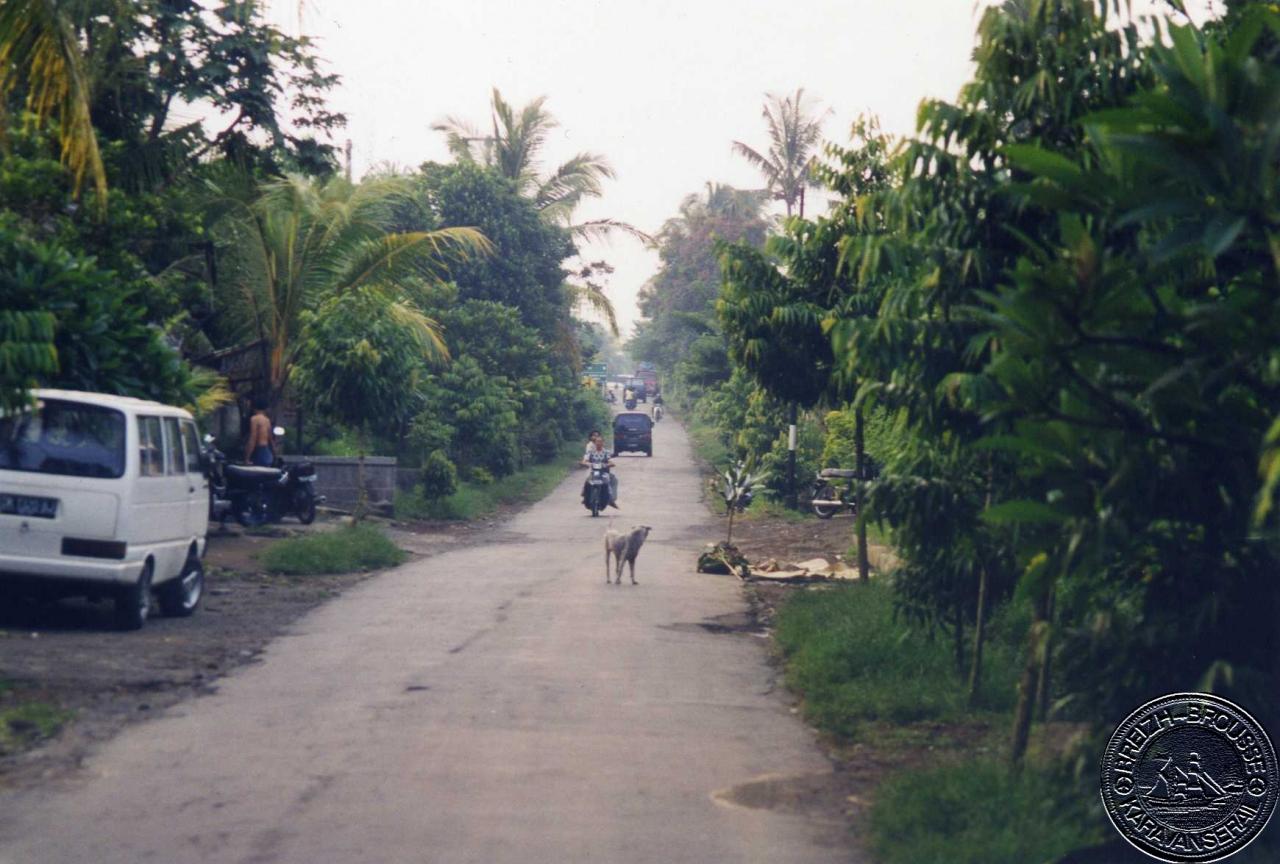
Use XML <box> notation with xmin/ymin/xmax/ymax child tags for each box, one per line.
<box><xmin>582</xmin><ymin>465</ymin><xmax>612</xmax><ymax>517</ymax></box>
<box><xmin>203</xmin><ymin>429</ymin><xmax>323</xmax><ymax>527</ymax></box>
<box><xmin>810</xmin><ymin>468</ymin><xmax>859</xmax><ymax>519</ymax></box>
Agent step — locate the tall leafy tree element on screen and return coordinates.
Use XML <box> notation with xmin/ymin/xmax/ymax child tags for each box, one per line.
<box><xmin>829</xmin><ymin>0</ymin><xmax>1152</xmax><ymax>759</ymax></box>
<box><xmin>210</xmin><ymin>172</ymin><xmax>489</xmax><ymax>411</ymax></box>
<box><xmin>732</xmin><ymin>88</ymin><xmax>828</xmax><ymax>218</ymax></box>
<box><xmin>968</xmin><ymin>6</ymin><xmax>1280</xmax><ymax>740</ymax></box>
<box><xmin>0</xmin><ymin>0</ymin><xmax>105</xmax><ymax>204</ymax></box>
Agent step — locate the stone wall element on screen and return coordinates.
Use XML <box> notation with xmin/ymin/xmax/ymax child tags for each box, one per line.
<box><xmin>282</xmin><ymin>455</ymin><xmax>397</xmax><ymax>512</ymax></box>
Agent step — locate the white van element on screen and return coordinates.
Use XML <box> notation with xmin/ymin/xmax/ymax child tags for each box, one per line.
<box><xmin>0</xmin><ymin>389</ymin><xmax>208</xmax><ymax>629</ymax></box>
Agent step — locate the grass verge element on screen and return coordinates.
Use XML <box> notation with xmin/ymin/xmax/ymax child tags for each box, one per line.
<box><xmin>259</xmin><ymin>523</ymin><xmax>406</xmax><ymax>575</ymax></box>
<box><xmin>395</xmin><ymin>441</ymin><xmax>583</xmax><ymax>521</ymax></box>
<box><xmin>0</xmin><ymin>698</ymin><xmax>73</xmax><ymax>756</ymax></box>
<box><xmin>870</xmin><ymin>759</ymin><xmax>1103</xmax><ymax>864</ymax></box>
<box><xmin>773</xmin><ymin>580</ymin><xmax>1020</xmax><ymax>737</ymax></box>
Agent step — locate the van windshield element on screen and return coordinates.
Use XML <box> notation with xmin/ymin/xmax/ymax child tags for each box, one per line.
<box><xmin>614</xmin><ymin>415</ymin><xmax>650</xmax><ymax>430</ymax></box>
<box><xmin>0</xmin><ymin>399</ymin><xmax>126</xmax><ymax>479</ymax></box>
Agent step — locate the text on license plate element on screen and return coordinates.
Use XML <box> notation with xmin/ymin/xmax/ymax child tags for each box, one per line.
<box><xmin>0</xmin><ymin>493</ymin><xmax>59</xmax><ymax>518</ymax></box>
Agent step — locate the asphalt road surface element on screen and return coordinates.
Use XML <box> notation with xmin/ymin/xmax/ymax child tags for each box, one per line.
<box><xmin>0</xmin><ymin>416</ymin><xmax>848</xmax><ymax>864</ymax></box>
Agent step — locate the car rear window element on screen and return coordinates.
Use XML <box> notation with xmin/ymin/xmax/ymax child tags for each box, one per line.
<box><xmin>0</xmin><ymin>399</ymin><xmax>126</xmax><ymax>479</ymax></box>
<box><xmin>614</xmin><ymin>414</ymin><xmax>651</xmax><ymax>430</ymax></box>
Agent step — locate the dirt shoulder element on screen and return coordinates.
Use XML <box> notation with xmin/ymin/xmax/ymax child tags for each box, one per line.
<box><xmin>0</xmin><ymin>513</ymin><xmax>502</xmax><ymax>789</ymax></box>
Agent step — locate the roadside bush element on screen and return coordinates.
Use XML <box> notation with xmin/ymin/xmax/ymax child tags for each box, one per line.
<box><xmin>420</xmin><ymin>449</ymin><xmax>458</xmax><ymax>499</ymax></box>
<box><xmin>774</xmin><ymin>581</ymin><xmax>1019</xmax><ymax>737</ymax></box>
<box><xmin>870</xmin><ymin>760</ymin><xmax>1101</xmax><ymax>864</ymax></box>
<box><xmin>259</xmin><ymin>524</ymin><xmax>406</xmax><ymax>575</ymax></box>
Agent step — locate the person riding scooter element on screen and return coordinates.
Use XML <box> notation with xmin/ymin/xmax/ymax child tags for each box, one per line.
<box><xmin>580</xmin><ymin>430</ymin><xmax>619</xmax><ymax>509</ymax></box>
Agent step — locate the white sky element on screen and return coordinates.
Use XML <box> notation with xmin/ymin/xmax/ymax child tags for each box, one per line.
<box><xmin>265</xmin><ymin>0</ymin><xmax>1215</xmax><ymax>339</ymax></box>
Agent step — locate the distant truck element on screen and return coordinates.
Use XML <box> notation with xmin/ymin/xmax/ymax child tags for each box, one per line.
<box><xmin>635</xmin><ymin>369</ymin><xmax>659</xmax><ymax>399</ymax></box>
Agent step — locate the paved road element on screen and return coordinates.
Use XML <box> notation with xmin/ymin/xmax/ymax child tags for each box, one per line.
<box><xmin>0</xmin><ymin>416</ymin><xmax>847</xmax><ymax>863</ymax></box>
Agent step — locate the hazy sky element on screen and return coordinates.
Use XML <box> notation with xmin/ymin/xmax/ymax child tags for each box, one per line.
<box><xmin>266</xmin><ymin>0</ymin><xmax>1213</xmax><ymax>339</ymax></box>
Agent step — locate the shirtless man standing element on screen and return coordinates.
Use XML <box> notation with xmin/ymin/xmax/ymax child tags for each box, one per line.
<box><xmin>243</xmin><ymin>397</ymin><xmax>275</xmax><ymax>466</ymax></box>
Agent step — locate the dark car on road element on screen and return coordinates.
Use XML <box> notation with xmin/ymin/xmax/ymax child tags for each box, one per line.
<box><xmin>612</xmin><ymin>412</ymin><xmax>653</xmax><ymax>456</ymax></box>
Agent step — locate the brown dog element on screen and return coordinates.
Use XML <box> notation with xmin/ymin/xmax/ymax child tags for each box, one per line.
<box><xmin>604</xmin><ymin>525</ymin><xmax>651</xmax><ymax>585</ymax></box>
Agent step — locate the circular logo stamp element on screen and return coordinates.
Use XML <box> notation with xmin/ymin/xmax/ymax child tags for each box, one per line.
<box><xmin>1101</xmin><ymin>693</ymin><xmax>1277</xmax><ymax>862</ymax></box>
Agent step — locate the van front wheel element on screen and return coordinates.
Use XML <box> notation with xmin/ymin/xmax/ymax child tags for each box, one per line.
<box><xmin>159</xmin><ymin>557</ymin><xmax>204</xmax><ymax>617</ymax></box>
<box><xmin>114</xmin><ymin>560</ymin><xmax>153</xmax><ymax>631</ymax></box>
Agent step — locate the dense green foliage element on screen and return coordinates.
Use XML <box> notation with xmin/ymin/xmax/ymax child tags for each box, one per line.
<box><xmin>1</xmin><ymin>3</ymin><xmax>616</xmax><ymax>510</ymax></box>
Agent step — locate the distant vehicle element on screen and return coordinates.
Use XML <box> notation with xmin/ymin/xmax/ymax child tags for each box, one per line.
<box><xmin>636</xmin><ymin>368</ymin><xmax>659</xmax><ymax>398</ymax></box>
<box><xmin>0</xmin><ymin>389</ymin><xmax>209</xmax><ymax>629</ymax></box>
<box><xmin>627</xmin><ymin>377</ymin><xmax>648</xmax><ymax>402</ymax></box>
<box><xmin>612</xmin><ymin>412</ymin><xmax>653</xmax><ymax>456</ymax></box>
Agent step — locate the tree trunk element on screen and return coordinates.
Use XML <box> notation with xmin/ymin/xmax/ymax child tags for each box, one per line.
<box><xmin>967</xmin><ymin>455</ymin><xmax>996</xmax><ymax>707</ymax></box>
<box><xmin>854</xmin><ymin>407</ymin><xmax>870</xmax><ymax>581</ymax></box>
<box><xmin>786</xmin><ymin>402</ymin><xmax>798</xmax><ymax>510</ymax></box>
<box><xmin>1035</xmin><ymin>588</ymin><xmax>1056</xmax><ymax>721</ymax></box>
<box><xmin>967</xmin><ymin>564</ymin><xmax>989</xmax><ymax>707</ymax></box>
<box><xmin>1010</xmin><ymin>590</ymin><xmax>1052</xmax><ymax>767</ymax></box>
<box><xmin>355</xmin><ymin>427</ymin><xmax>370</xmax><ymax>522</ymax></box>
<box><xmin>953</xmin><ymin>597</ymin><xmax>966</xmax><ymax>677</ymax></box>
<box><xmin>726</xmin><ymin>506</ymin><xmax>735</xmax><ymax>547</ymax></box>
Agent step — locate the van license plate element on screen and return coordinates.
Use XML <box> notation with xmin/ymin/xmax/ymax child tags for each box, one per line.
<box><xmin>0</xmin><ymin>494</ymin><xmax>58</xmax><ymax>518</ymax></box>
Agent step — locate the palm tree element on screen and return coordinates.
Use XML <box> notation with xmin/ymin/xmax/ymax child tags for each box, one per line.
<box><xmin>0</xmin><ymin>0</ymin><xmax>107</xmax><ymax>208</ymax></box>
<box><xmin>732</xmin><ymin>88</ymin><xmax>829</xmax><ymax>218</ymax></box>
<box><xmin>434</xmin><ymin>89</ymin><xmax>654</xmax><ymax>335</ymax></box>
<box><xmin>210</xmin><ymin>173</ymin><xmax>491</xmax><ymax>411</ymax></box>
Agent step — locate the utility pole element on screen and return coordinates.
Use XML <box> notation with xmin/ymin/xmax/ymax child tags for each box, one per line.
<box><xmin>344</xmin><ymin>139</ymin><xmax>353</xmax><ymax>182</ymax></box>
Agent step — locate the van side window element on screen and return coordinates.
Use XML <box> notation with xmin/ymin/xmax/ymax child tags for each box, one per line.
<box><xmin>163</xmin><ymin>417</ymin><xmax>184</xmax><ymax>475</ymax></box>
<box><xmin>138</xmin><ymin>416</ymin><xmax>164</xmax><ymax>477</ymax></box>
<box><xmin>181</xmin><ymin>422</ymin><xmax>203</xmax><ymax>473</ymax></box>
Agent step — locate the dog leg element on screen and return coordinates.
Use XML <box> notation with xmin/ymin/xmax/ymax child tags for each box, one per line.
<box><xmin>629</xmin><ymin>557</ymin><xmax>638</xmax><ymax>585</ymax></box>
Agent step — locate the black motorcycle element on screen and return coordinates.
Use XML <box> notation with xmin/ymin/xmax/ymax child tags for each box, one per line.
<box><xmin>624</xmin><ymin>397</ymin><xmax>637</xmax><ymax>410</ymax></box>
<box><xmin>583</xmin><ymin>465</ymin><xmax>612</xmax><ymax>517</ymax></box>
<box><xmin>204</xmin><ymin>433</ymin><xmax>322</xmax><ymax>527</ymax></box>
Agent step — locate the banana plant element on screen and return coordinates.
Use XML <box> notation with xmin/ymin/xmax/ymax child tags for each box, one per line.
<box><xmin>719</xmin><ymin>460</ymin><xmax>768</xmax><ymax>546</ymax></box>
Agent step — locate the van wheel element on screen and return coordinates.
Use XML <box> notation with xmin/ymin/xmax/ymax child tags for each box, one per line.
<box><xmin>113</xmin><ymin>560</ymin><xmax>153</xmax><ymax>631</ymax></box>
<box><xmin>159</xmin><ymin>557</ymin><xmax>204</xmax><ymax>617</ymax></box>
<box><xmin>645</xmin><ymin>447</ymin><xmax>653</xmax><ymax>457</ymax></box>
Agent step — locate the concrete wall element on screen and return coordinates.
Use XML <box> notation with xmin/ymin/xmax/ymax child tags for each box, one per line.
<box><xmin>282</xmin><ymin>455</ymin><xmax>397</xmax><ymax>512</ymax></box>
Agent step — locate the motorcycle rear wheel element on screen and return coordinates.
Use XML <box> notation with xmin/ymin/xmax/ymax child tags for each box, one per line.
<box><xmin>294</xmin><ymin>487</ymin><xmax>317</xmax><ymax>525</ymax></box>
<box><xmin>812</xmin><ymin>483</ymin><xmax>840</xmax><ymax>519</ymax></box>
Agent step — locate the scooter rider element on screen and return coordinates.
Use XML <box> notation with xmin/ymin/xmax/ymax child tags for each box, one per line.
<box><xmin>580</xmin><ymin>430</ymin><xmax>619</xmax><ymax>509</ymax></box>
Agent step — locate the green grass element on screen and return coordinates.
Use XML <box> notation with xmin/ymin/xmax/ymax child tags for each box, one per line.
<box><xmin>687</xmin><ymin>421</ymin><xmax>730</xmax><ymax>474</ymax></box>
<box><xmin>259</xmin><ymin>523</ymin><xmax>407</xmax><ymax>575</ymax></box>
<box><xmin>870</xmin><ymin>759</ymin><xmax>1103</xmax><ymax>864</ymax></box>
<box><xmin>395</xmin><ymin>440</ymin><xmax>583</xmax><ymax>521</ymax></box>
<box><xmin>0</xmin><ymin>700</ymin><xmax>74</xmax><ymax>756</ymax></box>
<box><xmin>773</xmin><ymin>580</ymin><xmax>1020</xmax><ymax>738</ymax></box>
<box><xmin>741</xmin><ymin>495</ymin><xmax>808</xmax><ymax>523</ymax></box>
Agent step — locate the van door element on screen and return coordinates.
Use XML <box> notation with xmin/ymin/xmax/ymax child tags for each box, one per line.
<box><xmin>132</xmin><ymin>416</ymin><xmax>186</xmax><ymax>579</ymax></box>
<box><xmin>179</xmin><ymin>420</ymin><xmax>208</xmax><ymax>540</ymax></box>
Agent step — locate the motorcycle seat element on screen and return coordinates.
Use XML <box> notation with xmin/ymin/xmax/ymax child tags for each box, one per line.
<box><xmin>819</xmin><ymin>468</ymin><xmax>859</xmax><ymax>479</ymax></box>
<box><xmin>226</xmin><ymin>463</ymin><xmax>283</xmax><ymax>481</ymax></box>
